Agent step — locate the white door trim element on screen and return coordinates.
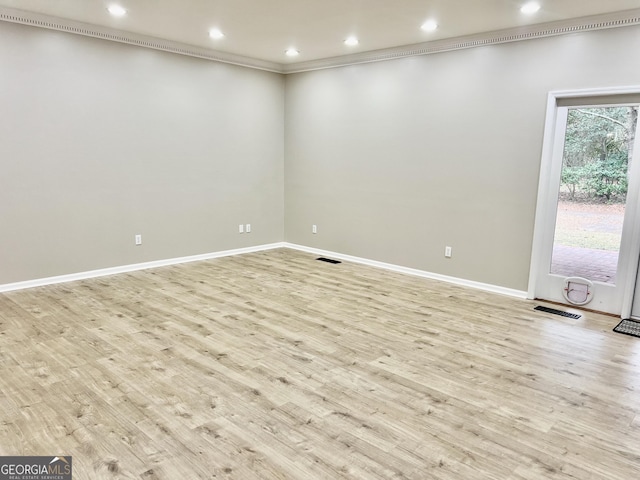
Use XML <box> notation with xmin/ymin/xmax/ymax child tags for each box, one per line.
<box><xmin>621</xmin><ymin>114</ymin><xmax>640</xmax><ymax>318</ymax></box>
<box><xmin>528</xmin><ymin>86</ymin><xmax>640</xmax><ymax>317</ymax></box>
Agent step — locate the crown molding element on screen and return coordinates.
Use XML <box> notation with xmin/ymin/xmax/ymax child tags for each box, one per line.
<box><xmin>1</xmin><ymin>6</ymin><xmax>639</xmax><ymax>75</ymax></box>
<box><xmin>283</xmin><ymin>8</ymin><xmax>640</xmax><ymax>73</ymax></box>
<box><xmin>0</xmin><ymin>6</ymin><xmax>284</xmax><ymax>73</ymax></box>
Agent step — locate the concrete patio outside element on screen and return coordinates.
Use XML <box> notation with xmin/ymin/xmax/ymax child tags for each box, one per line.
<box><xmin>549</xmin><ymin>200</ymin><xmax>625</xmax><ymax>285</ymax></box>
<box><xmin>551</xmin><ymin>244</ymin><xmax>618</xmax><ymax>284</ymax></box>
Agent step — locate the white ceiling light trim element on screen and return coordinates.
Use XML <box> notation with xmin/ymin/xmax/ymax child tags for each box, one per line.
<box><xmin>107</xmin><ymin>4</ymin><xmax>127</xmax><ymax>17</ymax></box>
<box><xmin>208</xmin><ymin>28</ymin><xmax>225</xmax><ymax>39</ymax></box>
<box><xmin>344</xmin><ymin>36</ymin><xmax>359</xmax><ymax>46</ymax></box>
<box><xmin>521</xmin><ymin>2</ymin><xmax>542</xmax><ymax>15</ymax></box>
<box><xmin>1</xmin><ymin>6</ymin><xmax>639</xmax><ymax>74</ymax></box>
<box><xmin>420</xmin><ymin>19</ymin><xmax>439</xmax><ymax>32</ymax></box>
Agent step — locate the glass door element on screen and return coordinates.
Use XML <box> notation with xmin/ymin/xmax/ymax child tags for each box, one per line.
<box><xmin>534</xmin><ymin>102</ymin><xmax>640</xmax><ymax>315</ymax></box>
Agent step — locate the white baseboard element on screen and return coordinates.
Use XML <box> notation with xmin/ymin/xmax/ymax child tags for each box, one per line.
<box><xmin>0</xmin><ymin>241</ymin><xmax>527</xmax><ymax>300</ymax></box>
<box><xmin>0</xmin><ymin>242</ymin><xmax>286</xmax><ymax>293</ymax></box>
<box><xmin>284</xmin><ymin>243</ymin><xmax>528</xmax><ymax>299</ymax></box>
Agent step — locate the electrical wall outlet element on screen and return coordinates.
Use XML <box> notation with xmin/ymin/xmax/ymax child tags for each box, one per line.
<box><xmin>239</xmin><ymin>224</ymin><xmax>244</xmax><ymax>234</ymax></box>
<box><xmin>135</xmin><ymin>234</ymin><xmax>142</xmax><ymax>246</ymax></box>
<box><xmin>246</xmin><ymin>224</ymin><xmax>251</xmax><ymax>233</ymax></box>
<box><xmin>445</xmin><ymin>246</ymin><xmax>452</xmax><ymax>258</ymax></box>
<box><xmin>312</xmin><ymin>224</ymin><xmax>317</xmax><ymax>234</ymax></box>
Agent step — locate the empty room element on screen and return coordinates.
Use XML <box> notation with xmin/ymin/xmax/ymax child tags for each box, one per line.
<box><xmin>1</xmin><ymin>1</ymin><xmax>640</xmax><ymax>479</ymax></box>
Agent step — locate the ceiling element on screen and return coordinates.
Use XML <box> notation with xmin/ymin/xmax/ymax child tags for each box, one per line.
<box><xmin>1</xmin><ymin>0</ymin><xmax>640</xmax><ymax>68</ymax></box>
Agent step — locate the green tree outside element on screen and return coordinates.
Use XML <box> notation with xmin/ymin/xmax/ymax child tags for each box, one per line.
<box><xmin>560</xmin><ymin>106</ymin><xmax>637</xmax><ymax>202</ymax></box>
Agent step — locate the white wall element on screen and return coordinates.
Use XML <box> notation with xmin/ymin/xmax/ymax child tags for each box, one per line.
<box><xmin>3</xmin><ymin>20</ymin><xmax>640</xmax><ymax>293</ymax></box>
<box><xmin>0</xmin><ymin>22</ymin><xmax>285</xmax><ymax>284</ymax></box>
<box><xmin>284</xmin><ymin>26</ymin><xmax>640</xmax><ymax>291</ymax></box>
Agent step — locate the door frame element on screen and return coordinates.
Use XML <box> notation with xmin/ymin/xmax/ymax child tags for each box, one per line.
<box><xmin>528</xmin><ymin>86</ymin><xmax>640</xmax><ymax>317</ymax></box>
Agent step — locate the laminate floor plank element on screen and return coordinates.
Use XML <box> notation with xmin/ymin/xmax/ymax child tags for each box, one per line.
<box><xmin>1</xmin><ymin>248</ymin><xmax>639</xmax><ymax>478</ymax></box>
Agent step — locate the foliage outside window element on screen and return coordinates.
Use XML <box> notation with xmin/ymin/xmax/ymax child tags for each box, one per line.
<box><xmin>560</xmin><ymin>106</ymin><xmax>638</xmax><ymax>202</ymax></box>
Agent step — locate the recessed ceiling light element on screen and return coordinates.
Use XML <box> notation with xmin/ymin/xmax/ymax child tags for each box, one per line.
<box><xmin>421</xmin><ymin>19</ymin><xmax>438</xmax><ymax>32</ymax></box>
<box><xmin>344</xmin><ymin>36</ymin><xmax>359</xmax><ymax>46</ymax></box>
<box><xmin>209</xmin><ymin>28</ymin><xmax>225</xmax><ymax>40</ymax></box>
<box><xmin>285</xmin><ymin>49</ymin><xmax>300</xmax><ymax>57</ymax></box>
<box><xmin>107</xmin><ymin>4</ymin><xmax>127</xmax><ymax>17</ymax></box>
<box><xmin>521</xmin><ymin>2</ymin><xmax>541</xmax><ymax>14</ymax></box>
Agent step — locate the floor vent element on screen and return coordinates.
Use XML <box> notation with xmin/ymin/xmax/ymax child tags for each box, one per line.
<box><xmin>317</xmin><ymin>257</ymin><xmax>342</xmax><ymax>264</ymax></box>
<box><xmin>534</xmin><ymin>305</ymin><xmax>581</xmax><ymax>319</ymax></box>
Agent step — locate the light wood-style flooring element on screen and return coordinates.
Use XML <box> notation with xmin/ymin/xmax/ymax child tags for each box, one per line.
<box><xmin>1</xmin><ymin>248</ymin><xmax>639</xmax><ymax>479</ymax></box>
